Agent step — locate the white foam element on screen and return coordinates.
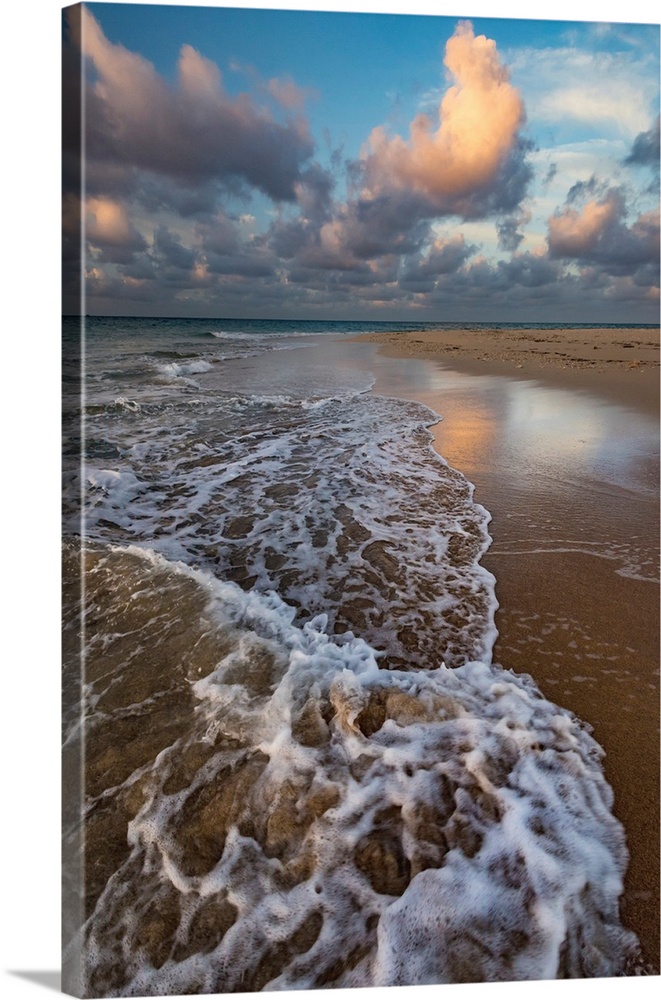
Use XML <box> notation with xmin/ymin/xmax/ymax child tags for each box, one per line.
<box><xmin>77</xmin><ymin>389</ymin><xmax>498</xmax><ymax>668</ymax></box>
<box><xmin>209</xmin><ymin>330</ymin><xmax>255</xmax><ymax>341</ymax></box>
<box><xmin>86</xmin><ymin>467</ymin><xmax>141</xmax><ymax>495</ymax></box>
<box><xmin>81</xmin><ymin>549</ymin><xmax>640</xmax><ymax>993</ymax></box>
<box><xmin>155</xmin><ymin>358</ymin><xmax>213</xmax><ymax>378</ymax></box>
<box><xmin>492</xmin><ymin>541</ymin><xmax>659</xmax><ymax>584</ymax></box>
<box><xmin>114</xmin><ymin>396</ymin><xmax>141</xmax><ymax>413</ymax></box>
<box><xmin>84</xmin><ymin>467</ymin><xmax>148</xmax><ymax>527</ymax></box>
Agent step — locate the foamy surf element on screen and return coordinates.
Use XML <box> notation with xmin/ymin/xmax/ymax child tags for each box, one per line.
<box><xmin>70</xmin><ymin>545</ymin><xmax>639</xmax><ymax>995</ymax></box>
<box><xmin>155</xmin><ymin>358</ymin><xmax>214</xmax><ymax>379</ymax></box>
<box><xmin>62</xmin><ymin>315</ymin><xmax>645</xmax><ymax>994</ymax></box>
<box><xmin>69</xmin><ymin>386</ymin><xmax>498</xmax><ymax>670</ymax></box>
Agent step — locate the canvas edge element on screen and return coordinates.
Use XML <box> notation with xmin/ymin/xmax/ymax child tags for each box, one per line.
<box><xmin>62</xmin><ymin>3</ymin><xmax>86</xmax><ymax>997</ymax></box>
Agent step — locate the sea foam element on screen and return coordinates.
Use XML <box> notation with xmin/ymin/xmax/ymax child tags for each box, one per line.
<box><xmin>78</xmin><ymin>547</ymin><xmax>640</xmax><ymax>995</ymax></box>
<box><xmin>65</xmin><ymin>318</ymin><xmax>646</xmax><ymax>995</ymax></box>
<box><xmin>155</xmin><ymin>357</ymin><xmax>214</xmax><ymax>379</ymax></box>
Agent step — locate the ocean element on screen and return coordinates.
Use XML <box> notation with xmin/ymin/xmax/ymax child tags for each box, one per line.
<box><xmin>62</xmin><ymin>315</ymin><xmax>644</xmax><ymax>995</ymax></box>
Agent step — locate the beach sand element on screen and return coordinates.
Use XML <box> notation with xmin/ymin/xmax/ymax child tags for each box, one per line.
<box><xmin>354</xmin><ymin>325</ymin><xmax>660</xmax><ymax>971</ymax></box>
<box><xmin>360</xmin><ymin>325</ymin><xmax>659</xmax><ymax>416</ymax></box>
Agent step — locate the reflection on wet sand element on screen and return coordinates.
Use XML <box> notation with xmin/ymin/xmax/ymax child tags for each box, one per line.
<box><xmin>348</xmin><ymin>342</ymin><xmax>659</xmax><ymax>971</ymax></box>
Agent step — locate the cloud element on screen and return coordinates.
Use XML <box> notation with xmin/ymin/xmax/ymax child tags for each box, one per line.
<box><xmin>69</xmin><ymin>5</ymin><xmax>314</xmax><ymax>204</ymax></box>
<box><xmin>537</xmin><ymin>86</ymin><xmax>648</xmax><ymax>139</ymax></box>
<box><xmin>445</xmin><ymin>251</ymin><xmax>561</xmax><ymax>295</ymax></box>
<box><xmin>267</xmin><ymin>164</ymin><xmax>345</xmax><ymax>265</ymax></box>
<box><xmin>547</xmin><ymin>188</ymin><xmax>660</xmax><ymax>278</ymax></box>
<box><xmin>146</xmin><ymin>214</ymin><xmax>279</xmax><ymax>284</ymax></box>
<box><xmin>269</xmin><ymin>169</ymin><xmax>432</xmax><ymax>271</ymax></box>
<box><xmin>85</xmin><ymin>197</ymin><xmax>143</xmax><ymax>247</ymax></box>
<box><xmin>292</xmin><ymin>21</ymin><xmax>532</xmax><ymax>271</ymax></box>
<box><xmin>266</xmin><ymin>76</ymin><xmax>315</xmax><ymax>113</ymax></box>
<box><xmin>496</xmin><ymin>208</ymin><xmax>532</xmax><ymax>252</ymax></box>
<box><xmin>318</xmin><ymin>194</ymin><xmax>432</xmax><ymax>262</ymax></box>
<box><xmin>70</xmin><ymin>7</ymin><xmax>657</xmax><ymax>325</ymax></box>
<box><xmin>359</xmin><ymin>21</ymin><xmax>528</xmax><ymax>217</ymax></box>
<box><xmin>565</xmin><ymin>175</ymin><xmax>603</xmax><ymax>205</ymax></box>
<box><xmin>499</xmin><ymin>251</ymin><xmax>560</xmax><ymax>289</ymax></box>
<box><xmin>152</xmin><ymin>225</ymin><xmax>197</xmax><ymax>276</ymax></box>
<box><xmin>508</xmin><ymin>46</ymin><xmax>658</xmax><ymax>141</ymax></box>
<box><xmin>625</xmin><ymin>116</ymin><xmax>660</xmax><ymax>167</ymax></box>
<box><xmin>194</xmin><ymin>213</ymin><xmax>240</xmax><ymax>258</ymax></box>
<box><xmin>85</xmin><ymin>196</ymin><xmax>147</xmax><ymax>264</ymax></box>
<box><xmin>400</xmin><ymin>235</ymin><xmax>477</xmax><ymax>291</ymax></box>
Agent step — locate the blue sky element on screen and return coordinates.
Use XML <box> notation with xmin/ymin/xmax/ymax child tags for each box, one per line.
<box><xmin>62</xmin><ymin>1</ymin><xmax>660</xmax><ymax>321</ymax></box>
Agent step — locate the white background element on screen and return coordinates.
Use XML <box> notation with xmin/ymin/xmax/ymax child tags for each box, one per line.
<box><xmin>1</xmin><ymin>1</ymin><xmax>657</xmax><ymax>998</ymax></box>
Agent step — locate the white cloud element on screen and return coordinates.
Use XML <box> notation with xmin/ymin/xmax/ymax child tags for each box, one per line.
<box><xmin>537</xmin><ymin>85</ymin><xmax>649</xmax><ymax>138</ymax></box>
<box><xmin>507</xmin><ymin>47</ymin><xmax>658</xmax><ymax>140</ymax></box>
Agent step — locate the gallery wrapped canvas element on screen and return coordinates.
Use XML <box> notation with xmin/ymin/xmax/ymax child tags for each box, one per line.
<box><xmin>62</xmin><ymin>2</ymin><xmax>660</xmax><ymax>996</ymax></box>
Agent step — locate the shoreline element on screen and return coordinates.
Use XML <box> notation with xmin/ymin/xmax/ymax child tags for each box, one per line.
<box><xmin>354</xmin><ymin>325</ymin><xmax>659</xmax><ymax>418</ymax></box>
<box><xmin>352</xmin><ymin>326</ymin><xmax>660</xmax><ymax>971</ymax></box>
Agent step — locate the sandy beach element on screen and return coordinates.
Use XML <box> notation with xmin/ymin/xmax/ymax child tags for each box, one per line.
<box><xmin>354</xmin><ymin>325</ymin><xmax>660</xmax><ymax>971</ymax></box>
<box><xmin>358</xmin><ymin>326</ymin><xmax>660</xmax><ymax>416</ymax></box>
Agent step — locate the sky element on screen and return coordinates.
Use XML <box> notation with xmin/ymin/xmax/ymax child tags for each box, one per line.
<box><xmin>63</xmin><ymin>2</ymin><xmax>660</xmax><ymax>321</ymax></box>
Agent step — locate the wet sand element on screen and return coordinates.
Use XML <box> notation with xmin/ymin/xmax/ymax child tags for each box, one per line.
<box><xmin>352</xmin><ymin>326</ymin><xmax>660</xmax><ymax>972</ymax></box>
<box><xmin>358</xmin><ymin>325</ymin><xmax>659</xmax><ymax>417</ymax></box>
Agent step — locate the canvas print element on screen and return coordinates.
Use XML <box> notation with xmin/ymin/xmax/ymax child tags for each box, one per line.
<box><xmin>62</xmin><ymin>2</ymin><xmax>660</xmax><ymax>996</ymax></box>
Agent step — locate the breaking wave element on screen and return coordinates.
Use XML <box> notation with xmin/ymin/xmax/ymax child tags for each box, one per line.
<box><xmin>69</xmin><ymin>545</ymin><xmax>639</xmax><ymax>995</ymax></box>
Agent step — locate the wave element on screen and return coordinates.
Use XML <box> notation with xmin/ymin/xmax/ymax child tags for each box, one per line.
<box><xmin>155</xmin><ymin>358</ymin><xmax>213</xmax><ymax>379</ymax></box>
<box><xmin>73</xmin><ymin>545</ymin><xmax>640</xmax><ymax>995</ymax></box>
<box><xmin>113</xmin><ymin>396</ymin><xmax>141</xmax><ymax>413</ymax></box>
<box><xmin>209</xmin><ymin>330</ymin><xmax>256</xmax><ymax>340</ymax></box>
<box><xmin>73</xmin><ymin>392</ymin><xmax>496</xmax><ymax>670</ymax></box>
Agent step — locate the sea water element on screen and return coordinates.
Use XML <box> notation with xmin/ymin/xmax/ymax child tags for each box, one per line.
<box><xmin>62</xmin><ymin>316</ymin><xmax>643</xmax><ymax>995</ymax></box>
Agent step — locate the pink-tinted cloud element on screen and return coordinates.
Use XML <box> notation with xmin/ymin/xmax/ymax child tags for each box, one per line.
<box><xmin>83</xmin><ymin>195</ymin><xmax>147</xmax><ymax>265</ymax></box>
<box><xmin>85</xmin><ymin>197</ymin><xmax>143</xmax><ymax>248</ymax></box>
<box><xmin>70</xmin><ymin>6</ymin><xmax>314</xmax><ymax>202</ymax></box>
<box><xmin>548</xmin><ymin>188</ymin><xmax>659</xmax><ymax>276</ymax></box>
<box><xmin>309</xmin><ymin>21</ymin><xmax>531</xmax><ymax>265</ymax></box>
<box><xmin>547</xmin><ymin>195</ymin><xmax>620</xmax><ymax>256</ymax></box>
<box><xmin>266</xmin><ymin>76</ymin><xmax>314</xmax><ymax>112</ymax></box>
<box><xmin>361</xmin><ymin>21</ymin><xmax>526</xmax><ymax>209</ymax></box>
